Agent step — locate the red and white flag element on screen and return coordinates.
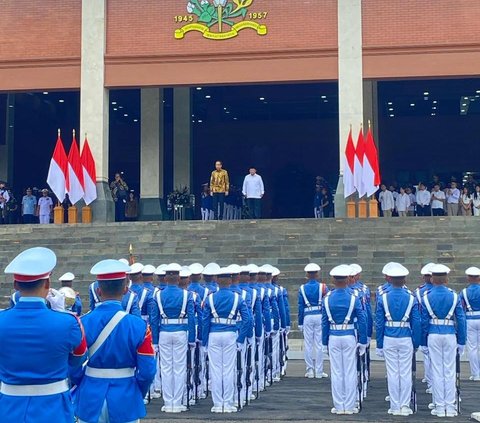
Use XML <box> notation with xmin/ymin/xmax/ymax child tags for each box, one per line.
<box><xmin>46</xmin><ymin>130</ymin><xmax>69</xmax><ymax>202</ymax></box>
<box><xmin>343</xmin><ymin>127</ymin><xmax>356</xmax><ymax>198</ymax></box>
<box><xmin>67</xmin><ymin>131</ymin><xmax>85</xmax><ymax>205</ymax></box>
<box><xmin>81</xmin><ymin>136</ymin><xmax>97</xmax><ymax>205</ymax></box>
<box><xmin>353</xmin><ymin>127</ymin><xmax>366</xmax><ymax>198</ymax></box>
<box><xmin>363</xmin><ymin>126</ymin><xmax>381</xmax><ymax>196</ymax></box>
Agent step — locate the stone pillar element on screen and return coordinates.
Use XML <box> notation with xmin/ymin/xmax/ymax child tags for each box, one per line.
<box><xmin>139</xmin><ymin>88</ymin><xmax>164</xmax><ymax>220</ymax></box>
<box><xmin>335</xmin><ymin>0</ymin><xmax>364</xmax><ymax>218</ymax></box>
<box><xmin>173</xmin><ymin>88</ymin><xmax>192</xmax><ymax>190</ymax></box>
<box><xmin>0</xmin><ymin>94</ymin><xmax>15</xmax><ymax>184</ymax></box>
<box><xmin>80</xmin><ymin>0</ymin><xmax>113</xmax><ymax>222</ymax></box>
<box><xmin>363</xmin><ymin>80</ymin><xmax>380</xmax><ymax>150</ymax></box>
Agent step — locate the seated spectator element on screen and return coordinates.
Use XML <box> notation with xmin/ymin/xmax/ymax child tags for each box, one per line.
<box><xmin>446</xmin><ymin>181</ymin><xmax>460</xmax><ymax>216</ymax></box>
<box><xmin>473</xmin><ymin>185</ymin><xmax>480</xmax><ymax>217</ymax></box>
<box><xmin>460</xmin><ymin>186</ymin><xmax>472</xmax><ymax>216</ymax></box>
<box><xmin>406</xmin><ymin>187</ymin><xmax>416</xmax><ymax>216</ymax></box>
<box><xmin>431</xmin><ymin>184</ymin><xmax>446</xmax><ymax>216</ymax></box>
<box><xmin>416</xmin><ymin>183</ymin><xmax>431</xmax><ymax>216</ymax></box>
<box><xmin>21</xmin><ymin>188</ymin><xmax>37</xmax><ymax>224</ymax></box>
<box><xmin>379</xmin><ymin>184</ymin><xmax>394</xmax><ymax>217</ymax></box>
<box><xmin>395</xmin><ymin>187</ymin><xmax>410</xmax><ymax>217</ymax></box>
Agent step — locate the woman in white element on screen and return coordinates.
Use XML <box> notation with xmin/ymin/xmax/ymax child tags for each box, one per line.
<box><xmin>460</xmin><ymin>186</ymin><xmax>473</xmax><ymax>216</ymax></box>
<box><xmin>395</xmin><ymin>187</ymin><xmax>411</xmax><ymax>217</ymax></box>
<box><xmin>473</xmin><ymin>185</ymin><xmax>480</xmax><ymax>217</ymax></box>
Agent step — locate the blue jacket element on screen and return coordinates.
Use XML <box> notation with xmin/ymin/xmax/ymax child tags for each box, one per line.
<box><xmin>231</xmin><ymin>284</ymin><xmax>254</xmax><ymax>338</ymax></box>
<box><xmin>130</xmin><ymin>283</ymin><xmax>155</xmax><ymax>319</ymax></box>
<box><xmin>239</xmin><ymin>283</ymin><xmax>263</xmax><ymax>338</ymax></box>
<box><xmin>421</xmin><ymin>285</ymin><xmax>466</xmax><ymax>346</ymax></box>
<box><xmin>71</xmin><ymin>295</ymin><xmax>83</xmax><ymax>316</ymax></box>
<box><xmin>322</xmin><ymin>288</ymin><xmax>367</xmax><ymax>345</ymax></box>
<box><xmin>152</xmin><ymin>286</ymin><xmax>195</xmax><ymax>344</ymax></box>
<box><xmin>205</xmin><ymin>280</ymin><xmax>219</xmax><ymax>294</ymax></box>
<box><xmin>264</xmin><ymin>282</ymin><xmax>280</xmax><ymax>331</ymax></box>
<box><xmin>298</xmin><ymin>279</ymin><xmax>328</xmax><ymax>326</ymax></box>
<box><xmin>281</xmin><ymin>285</ymin><xmax>291</xmax><ymax>327</ymax></box>
<box><xmin>375</xmin><ymin>287</ymin><xmax>421</xmax><ymax>349</ymax></box>
<box><xmin>460</xmin><ymin>283</ymin><xmax>480</xmax><ymax>320</ymax></box>
<box><xmin>351</xmin><ymin>282</ymin><xmax>373</xmax><ymax>338</ymax></box>
<box><xmin>0</xmin><ymin>298</ymin><xmax>86</xmax><ymax>423</ymax></box>
<box><xmin>250</xmin><ymin>284</ymin><xmax>272</xmax><ymax>334</ymax></box>
<box><xmin>202</xmin><ymin>287</ymin><xmax>251</xmax><ymax>345</ymax></box>
<box><xmin>273</xmin><ymin>283</ymin><xmax>287</xmax><ymax>329</ymax></box>
<box><xmin>89</xmin><ymin>281</ymin><xmax>141</xmax><ymax>316</ymax></box>
<box><xmin>75</xmin><ymin>301</ymin><xmax>155</xmax><ymax>423</ymax></box>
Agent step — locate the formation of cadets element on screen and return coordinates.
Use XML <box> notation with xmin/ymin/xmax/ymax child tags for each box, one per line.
<box><xmin>298</xmin><ymin>261</ymin><xmax>469</xmax><ymax>418</ymax></box>
<box><xmin>1</xmin><ymin>246</ymin><xmax>480</xmax><ymax>422</ymax></box>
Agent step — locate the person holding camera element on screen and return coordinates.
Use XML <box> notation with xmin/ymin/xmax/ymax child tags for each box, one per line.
<box><xmin>110</xmin><ymin>172</ymin><xmax>129</xmax><ymax>222</ymax></box>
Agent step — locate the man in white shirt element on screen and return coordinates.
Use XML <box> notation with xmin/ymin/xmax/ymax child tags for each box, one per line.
<box><xmin>395</xmin><ymin>187</ymin><xmax>411</xmax><ymax>217</ymax></box>
<box><xmin>446</xmin><ymin>181</ymin><xmax>460</xmax><ymax>216</ymax></box>
<box><xmin>415</xmin><ymin>183</ymin><xmax>431</xmax><ymax>216</ymax></box>
<box><xmin>379</xmin><ymin>184</ymin><xmax>394</xmax><ymax>217</ymax></box>
<box><xmin>406</xmin><ymin>187</ymin><xmax>416</xmax><ymax>216</ymax></box>
<box><xmin>431</xmin><ymin>184</ymin><xmax>446</xmax><ymax>216</ymax></box>
<box><xmin>0</xmin><ymin>181</ymin><xmax>10</xmax><ymax>225</ymax></box>
<box><xmin>242</xmin><ymin>167</ymin><xmax>265</xmax><ymax>219</ymax></box>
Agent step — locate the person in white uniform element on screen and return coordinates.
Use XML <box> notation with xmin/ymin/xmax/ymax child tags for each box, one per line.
<box><xmin>376</xmin><ymin>262</ymin><xmax>421</xmax><ymax>416</ymax></box>
<box><xmin>322</xmin><ymin>264</ymin><xmax>367</xmax><ymax>415</ymax></box>
<box><xmin>298</xmin><ymin>263</ymin><xmax>329</xmax><ymax>378</ymax></box>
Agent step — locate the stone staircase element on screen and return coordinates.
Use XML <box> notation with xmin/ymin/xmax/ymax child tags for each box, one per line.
<box><xmin>1</xmin><ymin>217</ymin><xmax>479</xmax><ymax>338</ymax></box>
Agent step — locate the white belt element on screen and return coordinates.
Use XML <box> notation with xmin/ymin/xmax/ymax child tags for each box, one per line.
<box><xmin>330</xmin><ymin>324</ymin><xmax>354</xmax><ymax>330</ymax></box>
<box><xmin>0</xmin><ymin>379</ymin><xmax>69</xmax><ymax>396</ymax></box>
<box><xmin>385</xmin><ymin>321</ymin><xmax>410</xmax><ymax>328</ymax></box>
<box><xmin>429</xmin><ymin>319</ymin><xmax>454</xmax><ymax>326</ymax></box>
<box><xmin>467</xmin><ymin>311</ymin><xmax>480</xmax><ymax>317</ymax></box>
<box><xmin>141</xmin><ymin>315</ymin><xmax>148</xmax><ymax>321</ymax></box>
<box><xmin>161</xmin><ymin>318</ymin><xmax>185</xmax><ymax>324</ymax></box>
<box><xmin>305</xmin><ymin>306</ymin><xmax>321</xmax><ymax>312</ymax></box>
<box><xmin>85</xmin><ymin>367</ymin><xmax>135</xmax><ymax>379</ymax></box>
<box><xmin>211</xmin><ymin>317</ymin><xmax>236</xmax><ymax>325</ymax></box>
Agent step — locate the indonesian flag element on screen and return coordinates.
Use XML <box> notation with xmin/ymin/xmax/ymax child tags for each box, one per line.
<box><xmin>46</xmin><ymin>130</ymin><xmax>68</xmax><ymax>202</ymax></box>
<box><xmin>353</xmin><ymin>127</ymin><xmax>366</xmax><ymax>198</ymax></box>
<box><xmin>343</xmin><ymin>127</ymin><xmax>356</xmax><ymax>198</ymax></box>
<box><xmin>67</xmin><ymin>132</ymin><xmax>85</xmax><ymax>205</ymax></box>
<box><xmin>81</xmin><ymin>136</ymin><xmax>97</xmax><ymax>205</ymax></box>
<box><xmin>363</xmin><ymin>126</ymin><xmax>381</xmax><ymax>196</ymax></box>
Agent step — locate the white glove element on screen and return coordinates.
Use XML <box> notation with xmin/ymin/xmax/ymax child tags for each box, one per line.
<box><xmin>236</xmin><ymin>342</ymin><xmax>243</xmax><ymax>351</ymax></box>
<box><xmin>298</xmin><ymin>325</ymin><xmax>303</xmax><ymax>333</ymax></box>
<box><xmin>286</xmin><ymin>326</ymin><xmax>291</xmax><ymax>335</ymax></box>
<box><xmin>376</xmin><ymin>348</ymin><xmax>384</xmax><ymax>358</ymax></box>
<box><xmin>358</xmin><ymin>343</ymin><xmax>367</xmax><ymax>356</ymax></box>
<box><xmin>153</xmin><ymin>344</ymin><xmax>159</xmax><ymax>354</ymax></box>
<box><xmin>188</xmin><ymin>342</ymin><xmax>196</xmax><ymax>348</ymax></box>
<box><xmin>420</xmin><ymin>346</ymin><xmax>429</xmax><ymax>357</ymax></box>
<box><xmin>322</xmin><ymin>345</ymin><xmax>329</xmax><ymax>355</ymax></box>
<box><xmin>458</xmin><ymin>344</ymin><xmax>465</xmax><ymax>356</ymax></box>
<box><xmin>367</xmin><ymin>337</ymin><xmax>372</xmax><ymax>347</ymax></box>
<box><xmin>46</xmin><ymin>289</ymin><xmax>66</xmax><ymax>312</ymax></box>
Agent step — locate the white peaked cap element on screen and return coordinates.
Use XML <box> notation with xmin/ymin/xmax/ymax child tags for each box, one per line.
<box><xmin>421</xmin><ymin>263</ymin><xmax>435</xmax><ymax>276</ymax></box>
<box><xmin>59</xmin><ymin>272</ymin><xmax>75</xmax><ymax>282</ymax></box>
<box><xmin>466</xmin><ymin>267</ymin><xmax>480</xmax><ymax>277</ymax></box>
<box><xmin>118</xmin><ymin>258</ymin><xmax>129</xmax><ymax>265</ymax></box>
<box><xmin>430</xmin><ymin>264</ymin><xmax>451</xmax><ymax>275</ymax></box>
<box><xmin>258</xmin><ymin>264</ymin><xmax>274</xmax><ymax>274</ymax></box>
<box><xmin>304</xmin><ymin>263</ymin><xmax>321</xmax><ymax>272</ymax></box>
<box><xmin>180</xmin><ymin>266</ymin><xmax>192</xmax><ymax>278</ymax></box>
<box><xmin>142</xmin><ymin>265</ymin><xmax>156</xmax><ymax>275</ymax></box>
<box><xmin>203</xmin><ymin>262</ymin><xmax>221</xmax><ymax>276</ymax></box>
<box><xmin>165</xmin><ymin>263</ymin><xmax>182</xmax><ymax>273</ymax></box>
<box><xmin>127</xmin><ymin>262</ymin><xmax>144</xmax><ymax>275</ymax></box>
<box><xmin>384</xmin><ymin>263</ymin><xmax>409</xmax><ymax>277</ymax></box>
<box><xmin>154</xmin><ymin>264</ymin><xmax>167</xmax><ymax>276</ymax></box>
<box><xmin>91</xmin><ymin>259</ymin><xmax>131</xmax><ymax>280</ymax></box>
<box><xmin>382</xmin><ymin>262</ymin><xmax>396</xmax><ymax>275</ymax></box>
<box><xmin>248</xmin><ymin>264</ymin><xmax>260</xmax><ymax>274</ymax></box>
<box><xmin>227</xmin><ymin>264</ymin><xmax>241</xmax><ymax>274</ymax></box>
<box><xmin>330</xmin><ymin>264</ymin><xmax>353</xmax><ymax>277</ymax></box>
<box><xmin>189</xmin><ymin>263</ymin><xmax>204</xmax><ymax>275</ymax></box>
<box><xmin>349</xmin><ymin>264</ymin><xmax>362</xmax><ymax>275</ymax></box>
<box><xmin>5</xmin><ymin>247</ymin><xmax>57</xmax><ymax>282</ymax></box>
<box><xmin>271</xmin><ymin>267</ymin><xmax>280</xmax><ymax>277</ymax></box>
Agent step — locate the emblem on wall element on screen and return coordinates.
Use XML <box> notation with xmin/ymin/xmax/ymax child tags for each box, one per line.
<box><xmin>174</xmin><ymin>0</ymin><xmax>268</xmax><ymax>40</ymax></box>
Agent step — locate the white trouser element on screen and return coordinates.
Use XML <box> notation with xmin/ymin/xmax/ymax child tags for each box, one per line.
<box><xmin>303</xmin><ymin>314</ymin><xmax>323</xmax><ymax>373</ymax></box>
<box><xmin>79</xmin><ymin>401</ymin><xmax>139</xmax><ymax>423</ymax></box>
<box><xmin>200</xmin><ymin>345</ymin><xmax>207</xmax><ymax>395</ymax></box>
<box><xmin>467</xmin><ymin>319</ymin><xmax>480</xmax><ymax>378</ymax></box>
<box><xmin>208</xmin><ymin>331</ymin><xmax>237</xmax><ymax>408</ymax></box>
<box><xmin>384</xmin><ymin>336</ymin><xmax>413</xmax><ymax>412</ymax></box>
<box><xmin>258</xmin><ymin>334</ymin><xmax>265</xmax><ymax>390</ymax></box>
<box><xmin>428</xmin><ymin>333</ymin><xmax>457</xmax><ymax>414</ymax></box>
<box><xmin>272</xmin><ymin>330</ymin><xmax>280</xmax><ymax>378</ymax></box>
<box><xmin>39</xmin><ymin>214</ymin><xmax>50</xmax><ymax>224</ymax></box>
<box><xmin>328</xmin><ymin>334</ymin><xmax>357</xmax><ymax>412</ymax></box>
<box><xmin>424</xmin><ymin>349</ymin><xmax>432</xmax><ymax>387</ymax></box>
<box><xmin>201</xmin><ymin>208</ymin><xmax>210</xmax><ymax>220</ymax></box>
<box><xmin>159</xmin><ymin>330</ymin><xmax>187</xmax><ymax>409</ymax></box>
<box><xmin>232</xmin><ymin>341</ymin><xmax>246</xmax><ymax>407</ymax></box>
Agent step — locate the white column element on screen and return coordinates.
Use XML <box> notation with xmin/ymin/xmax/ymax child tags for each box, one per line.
<box><xmin>0</xmin><ymin>95</ymin><xmax>14</xmax><ymax>184</ymax></box>
<box><xmin>140</xmin><ymin>88</ymin><xmax>164</xmax><ymax>220</ymax></box>
<box><xmin>363</xmin><ymin>80</ymin><xmax>380</xmax><ymax>151</ymax></box>
<box><xmin>80</xmin><ymin>0</ymin><xmax>113</xmax><ymax>221</ymax></box>
<box><xmin>335</xmin><ymin>0</ymin><xmax>364</xmax><ymax>217</ymax></box>
<box><xmin>173</xmin><ymin>88</ymin><xmax>191</xmax><ymax>189</ymax></box>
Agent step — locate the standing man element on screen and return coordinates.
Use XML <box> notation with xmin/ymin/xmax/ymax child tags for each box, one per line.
<box><xmin>431</xmin><ymin>184</ymin><xmax>446</xmax><ymax>216</ymax></box>
<box><xmin>110</xmin><ymin>172</ymin><xmax>129</xmax><ymax>222</ymax></box>
<box><xmin>376</xmin><ymin>263</ymin><xmax>421</xmax><ymax>416</ymax></box>
<box><xmin>209</xmin><ymin>161</ymin><xmax>229</xmax><ymax>220</ymax></box>
<box><xmin>74</xmin><ymin>259</ymin><xmax>156</xmax><ymax>423</ymax></box>
<box><xmin>242</xmin><ymin>167</ymin><xmax>265</xmax><ymax>219</ymax></box>
<box><xmin>37</xmin><ymin>189</ymin><xmax>53</xmax><ymax>224</ymax></box>
<box><xmin>0</xmin><ymin>181</ymin><xmax>10</xmax><ymax>224</ymax></box>
<box><xmin>21</xmin><ymin>187</ymin><xmax>37</xmax><ymax>224</ymax></box>
<box><xmin>379</xmin><ymin>184</ymin><xmax>395</xmax><ymax>217</ymax></box>
<box><xmin>298</xmin><ymin>263</ymin><xmax>328</xmax><ymax>378</ymax></box>
<box><xmin>416</xmin><ymin>183</ymin><xmax>431</xmax><ymax>217</ymax></box>
<box><xmin>322</xmin><ymin>264</ymin><xmax>367</xmax><ymax>415</ymax></box>
<box><xmin>0</xmin><ymin>247</ymin><xmax>87</xmax><ymax>423</ymax></box>
<box><xmin>446</xmin><ymin>181</ymin><xmax>460</xmax><ymax>216</ymax></box>
<box><xmin>421</xmin><ymin>264</ymin><xmax>466</xmax><ymax>417</ymax></box>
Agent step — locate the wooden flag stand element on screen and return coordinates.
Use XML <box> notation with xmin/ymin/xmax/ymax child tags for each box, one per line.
<box><xmin>53</xmin><ymin>204</ymin><xmax>64</xmax><ymax>224</ymax></box>
<box><xmin>82</xmin><ymin>205</ymin><xmax>92</xmax><ymax>223</ymax></box>
<box><xmin>368</xmin><ymin>197</ymin><xmax>379</xmax><ymax>218</ymax></box>
<box><xmin>347</xmin><ymin>199</ymin><xmax>356</xmax><ymax>218</ymax></box>
<box><xmin>68</xmin><ymin>206</ymin><xmax>78</xmax><ymax>224</ymax></box>
<box><xmin>358</xmin><ymin>199</ymin><xmax>368</xmax><ymax>218</ymax></box>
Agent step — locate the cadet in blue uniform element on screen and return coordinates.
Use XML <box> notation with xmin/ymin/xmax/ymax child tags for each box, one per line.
<box><xmin>75</xmin><ymin>259</ymin><xmax>156</xmax><ymax>423</ymax></box>
<box><xmin>89</xmin><ymin>279</ymin><xmax>141</xmax><ymax>316</ymax></box>
<box><xmin>152</xmin><ymin>263</ymin><xmax>196</xmax><ymax>413</ymax></box>
<box><xmin>142</xmin><ymin>265</ymin><xmax>156</xmax><ymax>294</ymax></box>
<box><xmin>204</xmin><ymin>263</ymin><xmax>220</xmax><ymax>294</ymax></box>
<box><xmin>202</xmin><ymin>267</ymin><xmax>251</xmax><ymax>413</ymax></box>
<box><xmin>128</xmin><ymin>263</ymin><xmax>155</xmax><ymax>322</ymax></box>
<box><xmin>0</xmin><ymin>247</ymin><xmax>87</xmax><ymax>423</ymax></box>
<box><xmin>298</xmin><ymin>263</ymin><xmax>329</xmax><ymax>378</ymax></box>
<box><xmin>154</xmin><ymin>265</ymin><xmax>167</xmax><ymax>290</ymax></box>
<box><xmin>272</xmin><ymin>266</ymin><xmax>291</xmax><ymax>377</ymax></box>
<box><xmin>350</xmin><ymin>264</ymin><xmax>373</xmax><ymax>346</ymax></box>
<box><xmin>59</xmin><ymin>272</ymin><xmax>83</xmax><ymax>315</ymax></box>
<box><xmin>322</xmin><ymin>264</ymin><xmax>367</xmax><ymax>415</ymax></box>
<box><xmin>376</xmin><ymin>262</ymin><xmax>421</xmax><ymax>416</ymax></box>
<box><xmin>460</xmin><ymin>266</ymin><xmax>480</xmax><ymax>381</ymax></box>
<box><xmin>420</xmin><ymin>264</ymin><xmax>466</xmax><ymax>417</ymax></box>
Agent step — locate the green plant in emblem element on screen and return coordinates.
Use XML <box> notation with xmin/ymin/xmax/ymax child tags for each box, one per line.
<box><xmin>186</xmin><ymin>0</ymin><xmax>252</xmax><ymax>30</ymax></box>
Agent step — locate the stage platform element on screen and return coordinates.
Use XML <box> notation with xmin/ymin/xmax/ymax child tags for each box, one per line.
<box><xmin>143</xmin><ymin>359</ymin><xmax>478</xmax><ymax>422</ymax></box>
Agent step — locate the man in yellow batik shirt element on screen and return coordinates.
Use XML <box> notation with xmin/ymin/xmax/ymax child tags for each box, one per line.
<box><xmin>209</xmin><ymin>160</ymin><xmax>229</xmax><ymax>220</ymax></box>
